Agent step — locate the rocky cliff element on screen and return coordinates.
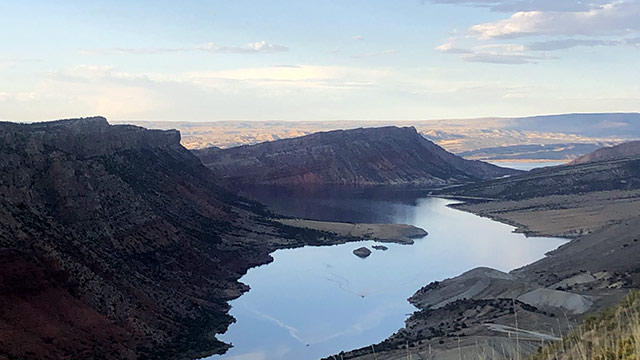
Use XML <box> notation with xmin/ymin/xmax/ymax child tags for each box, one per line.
<box><xmin>0</xmin><ymin>117</ymin><xmax>340</xmax><ymax>359</ymax></box>
<box><xmin>194</xmin><ymin>126</ymin><xmax>519</xmax><ymax>186</ymax></box>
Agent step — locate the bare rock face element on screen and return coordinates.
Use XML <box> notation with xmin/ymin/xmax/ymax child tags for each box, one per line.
<box><xmin>353</xmin><ymin>247</ymin><xmax>372</xmax><ymax>258</ymax></box>
<box><xmin>0</xmin><ymin>116</ymin><xmax>181</xmax><ymax>159</ymax></box>
<box><xmin>0</xmin><ymin>117</ymin><xmax>337</xmax><ymax>360</ymax></box>
<box><xmin>194</xmin><ymin>126</ymin><xmax>519</xmax><ymax>186</ymax></box>
<box><xmin>372</xmin><ymin>245</ymin><xmax>388</xmax><ymax>251</ymax></box>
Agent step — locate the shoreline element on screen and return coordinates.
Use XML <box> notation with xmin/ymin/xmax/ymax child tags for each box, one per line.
<box><xmin>210</xmin><ymin>218</ymin><xmax>428</xmax><ymax>358</ymax></box>
<box><xmin>221</xmin><ymin>198</ymin><xmax>567</xmax><ymax>360</ymax></box>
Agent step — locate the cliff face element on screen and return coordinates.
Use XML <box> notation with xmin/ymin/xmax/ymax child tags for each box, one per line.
<box><xmin>0</xmin><ymin>117</ymin><xmax>180</xmax><ymax>158</ymax></box>
<box><xmin>194</xmin><ymin>126</ymin><xmax>519</xmax><ymax>186</ymax></box>
<box><xmin>0</xmin><ymin>117</ymin><xmax>334</xmax><ymax>359</ymax></box>
<box><xmin>570</xmin><ymin>140</ymin><xmax>640</xmax><ymax>165</ymax></box>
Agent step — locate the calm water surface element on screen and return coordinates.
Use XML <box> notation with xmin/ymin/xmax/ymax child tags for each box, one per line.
<box><xmin>210</xmin><ymin>187</ymin><xmax>566</xmax><ymax>360</ymax></box>
<box><xmin>489</xmin><ymin>160</ymin><xmax>566</xmax><ymax>171</ymax></box>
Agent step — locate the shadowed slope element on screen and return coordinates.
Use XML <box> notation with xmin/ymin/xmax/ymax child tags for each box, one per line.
<box><xmin>0</xmin><ymin>117</ymin><xmax>340</xmax><ymax>359</ymax></box>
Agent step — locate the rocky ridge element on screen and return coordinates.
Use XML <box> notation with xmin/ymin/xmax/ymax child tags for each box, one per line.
<box><xmin>194</xmin><ymin>126</ymin><xmax>519</xmax><ymax>186</ymax></box>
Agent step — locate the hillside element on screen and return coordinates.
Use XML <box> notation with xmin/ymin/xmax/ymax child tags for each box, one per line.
<box><xmin>0</xmin><ymin>117</ymin><xmax>345</xmax><ymax>359</ymax></box>
<box><xmin>458</xmin><ymin>143</ymin><xmax>605</xmax><ymax>161</ymax></box>
<box><xmin>194</xmin><ymin>126</ymin><xmax>519</xmax><ymax>186</ymax></box>
<box><xmin>440</xmin><ymin>156</ymin><xmax>640</xmax><ymax>201</ymax></box>
<box><xmin>571</xmin><ymin>140</ymin><xmax>640</xmax><ymax>165</ymax></box>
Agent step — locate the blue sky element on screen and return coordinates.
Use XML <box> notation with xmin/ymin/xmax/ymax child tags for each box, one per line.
<box><xmin>1</xmin><ymin>0</ymin><xmax>639</xmax><ymax>121</ymax></box>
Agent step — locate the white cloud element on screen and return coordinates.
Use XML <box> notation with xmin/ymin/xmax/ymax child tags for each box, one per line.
<box><xmin>351</xmin><ymin>49</ymin><xmax>397</xmax><ymax>59</ymax></box>
<box><xmin>207</xmin><ymin>40</ymin><xmax>289</xmax><ymax>53</ymax></box>
<box><xmin>463</xmin><ymin>53</ymin><xmax>547</xmax><ymax>64</ymax></box>
<box><xmin>525</xmin><ymin>38</ymin><xmax>617</xmax><ymax>50</ymax></box>
<box><xmin>470</xmin><ymin>1</ymin><xmax>640</xmax><ymax>39</ymax></box>
<box><xmin>435</xmin><ymin>40</ymin><xmax>472</xmax><ymax>54</ymax></box>
<box><xmin>426</xmin><ymin>0</ymin><xmax>616</xmax><ymax>12</ymax></box>
<box><xmin>3</xmin><ymin>56</ymin><xmax>637</xmax><ymax>121</ymax></box>
<box><xmin>352</xmin><ymin>35</ymin><xmax>365</xmax><ymax>40</ymax></box>
<box><xmin>434</xmin><ymin>1</ymin><xmax>640</xmax><ymax>64</ymax></box>
<box><xmin>0</xmin><ymin>63</ymin><xmax>398</xmax><ymax>121</ymax></box>
<box><xmin>15</xmin><ymin>92</ymin><xmax>40</xmax><ymax>102</ymax></box>
<box><xmin>0</xmin><ymin>91</ymin><xmax>41</xmax><ymax>102</ymax></box>
<box><xmin>9</xmin><ymin>63</ymin><xmax>532</xmax><ymax>121</ymax></box>
<box><xmin>475</xmin><ymin>43</ymin><xmax>527</xmax><ymax>52</ymax></box>
<box><xmin>41</xmin><ymin>64</ymin><xmax>392</xmax><ymax>95</ymax></box>
<box><xmin>82</xmin><ymin>40</ymin><xmax>289</xmax><ymax>55</ymax></box>
<box><xmin>186</xmin><ymin>65</ymin><xmax>389</xmax><ymax>89</ymax></box>
<box><xmin>436</xmin><ymin>40</ymin><xmax>547</xmax><ymax>64</ymax></box>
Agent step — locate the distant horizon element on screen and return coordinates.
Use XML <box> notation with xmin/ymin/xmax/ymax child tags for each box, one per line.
<box><xmin>115</xmin><ymin>111</ymin><xmax>640</xmax><ymax>123</ymax></box>
<box><xmin>5</xmin><ymin>110</ymin><xmax>640</xmax><ymax>125</ymax></box>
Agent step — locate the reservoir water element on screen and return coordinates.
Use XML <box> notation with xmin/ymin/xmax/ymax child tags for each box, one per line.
<box><xmin>211</xmin><ymin>187</ymin><xmax>567</xmax><ymax>360</ymax></box>
<box><xmin>487</xmin><ymin>160</ymin><xmax>566</xmax><ymax>171</ymax></box>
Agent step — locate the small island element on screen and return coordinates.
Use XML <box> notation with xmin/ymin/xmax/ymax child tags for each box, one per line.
<box><xmin>353</xmin><ymin>247</ymin><xmax>372</xmax><ymax>258</ymax></box>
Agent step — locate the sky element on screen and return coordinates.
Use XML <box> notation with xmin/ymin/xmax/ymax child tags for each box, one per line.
<box><xmin>1</xmin><ymin>0</ymin><xmax>639</xmax><ymax>122</ymax></box>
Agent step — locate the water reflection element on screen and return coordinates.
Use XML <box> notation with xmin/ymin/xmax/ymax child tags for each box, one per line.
<box><xmin>211</xmin><ymin>189</ymin><xmax>566</xmax><ymax>360</ymax></box>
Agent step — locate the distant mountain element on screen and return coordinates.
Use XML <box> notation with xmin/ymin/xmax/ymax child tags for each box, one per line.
<box><xmin>503</xmin><ymin>113</ymin><xmax>640</xmax><ymax>138</ymax></box>
<box><xmin>194</xmin><ymin>126</ymin><xmax>520</xmax><ymax>186</ymax></box>
<box><xmin>570</xmin><ymin>140</ymin><xmax>640</xmax><ymax>165</ymax></box>
<box><xmin>0</xmin><ymin>117</ymin><xmax>337</xmax><ymax>359</ymax></box>
<box><xmin>458</xmin><ymin>142</ymin><xmax>608</xmax><ymax>161</ymax></box>
<box><xmin>129</xmin><ymin>113</ymin><xmax>640</xmax><ymax>154</ymax></box>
